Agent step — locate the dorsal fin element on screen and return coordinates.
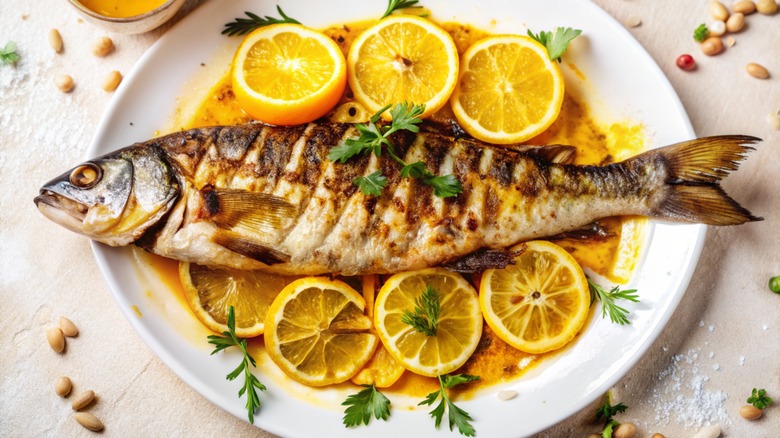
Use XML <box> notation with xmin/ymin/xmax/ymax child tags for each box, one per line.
<box><xmin>200</xmin><ymin>186</ymin><xmax>297</xmax><ymax>232</ymax></box>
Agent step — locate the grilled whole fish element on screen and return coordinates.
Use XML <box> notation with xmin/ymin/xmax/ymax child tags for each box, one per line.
<box><xmin>35</xmin><ymin>122</ymin><xmax>760</xmax><ymax>275</ymax></box>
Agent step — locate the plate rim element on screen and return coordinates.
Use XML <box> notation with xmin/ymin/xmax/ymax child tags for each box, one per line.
<box><xmin>87</xmin><ymin>0</ymin><xmax>704</xmax><ymax>436</ymax></box>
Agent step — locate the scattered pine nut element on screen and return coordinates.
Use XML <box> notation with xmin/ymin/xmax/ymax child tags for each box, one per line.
<box><xmin>725</xmin><ymin>12</ymin><xmax>745</xmax><ymax>32</ymax></box>
<box><xmin>92</xmin><ymin>37</ymin><xmax>114</xmax><ymax>57</ymax></box>
<box><xmin>46</xmin><ymin>327</ymin><xmax>65</xmax><ymax>353</ymax></box>
<box><xmin>710</xmin><ymin>1</ymin><xmax>730</xmax><ymax>20</ymax></box>
<box><xmin>691</xmin><ymin>424</ymin><xmax>721</xmax><ymax>438</ymax></box>
<box><xmin>55</xmin><ymin>376</ymin><xmax>73</xmax><ymax>397</ymax></box>
<box><xmin>732</xmin><ymin>0</ymin><xmax>757</xmax><ymax>14</ymax></box>
<box><xmin>102</xmin><ymin>70</ymin><xmax>123</xmax><ymax>92</ymax></box>
<box><xmin>625</xmin><ymin>16</ymin><xmax>642</xmax><ymax>28</ymax></box>
<box><xmin>651</xmin><ymin>434</ymin><xmax>666</xmax><ymax>438</ymax></box>
<box><xmin>755</xmin><ymin>0</ymin><xmax>778</xmax><ymax>14</ymax></box>
<box><xmin>59</xmin><ymin>316</ymin><xmax>79</xmax><ymax>337</ymax></box>
<box><xmin>55</xmin><ymin>75</ymin><xmax>74</xmax><ymax>93</ymax></box>
<box><xmin>768</xmin><ymin>110</ymin><xmax>780</xmax><ymax>130</ymax></box>
<box><xmin>496</xmin><ymin>389</ymin><xmax>517</xmax><ymax>400</ymax></box>
<box><xmin>49</xmin><ymin>29</ymin><xmax>63</xmax><ymax>54</ymax></box>
<box><xmin>700</xmin><ymin>37</ymin><xmax>725</xmax><ymax>56</ymax></box>
<box><xmin>726</xmin><ymin>36</ymin><xmax>736</xmax><ymax>47</ymax></box>
<box><xmin>740</xmin><ymin>404</ymin><xmax>763</xmax><ymax>420</ymax></box>
<box><xmin>613</xmin><ymin>422</ymin><xmax>637</xmax><ymax>438</ymax></box>
<box><xmin>746</xmin><ymin>63</ymin><xmax>769</xmax><ymax>79</ymax></box>
<box><xmin>587</xmin><ymin>434</ymin><xmax>601</xmax><ymax>438</ymax></box>
<box><xmin>74</xmin><ymin>412</ymin><xmax>104</xmax><ymax>432</ymax></box>
<box><xmin>71</xmin><ymin>390</ymin><xmax>95</xmax><ymax>411</ymax></box>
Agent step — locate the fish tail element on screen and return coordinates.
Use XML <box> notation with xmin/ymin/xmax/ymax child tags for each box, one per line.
<box><xmin>644</xmin><ymin>135</ymin><xmax>762</xmax><ymax>225</ymax></box>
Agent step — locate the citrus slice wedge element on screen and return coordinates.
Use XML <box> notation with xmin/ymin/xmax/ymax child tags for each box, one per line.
<box><xmin>179</xmin><ymin>262</ymin><xmax>288</xmax><ymax>338</ymax></box>
<box><xmin>451</xmin><ymin>35</ymin><xmax>564</xmax><ymax>144</ymax></box>
<box><xmin>479</xmin><ymin>241</ymin><xmax>590</xmax><ymax>354</ymax></box>
<box><xmin>347</xmin><ymin>15</ymin><xmax>459</xmax><ymax>120</ymax></box>
<box><xmin>374</xmin><ymin>268</ymin><xmax>482</xmax><ymax>377</ymax></box>
<box><xmin>231</xmin><ymin>23</ymin><xmax>347</xmax><ymax>125</ymax></box>
<box><xmin>264</xmin><ymin>277</ymin><xmax>378</xmax><ymax>386</ymax></box>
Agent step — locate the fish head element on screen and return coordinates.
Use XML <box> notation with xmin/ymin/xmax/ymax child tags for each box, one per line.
<box><xmin>34</xmin><ymin>146</ymin><xmax>180</xmax><ymax>246</ymax></box>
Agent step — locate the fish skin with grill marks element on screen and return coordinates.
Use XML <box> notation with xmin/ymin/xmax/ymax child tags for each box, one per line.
<box><xmin>34</xmin><ymin>121</ymin><xmax>761</xmax><ymax>275</ymax></box>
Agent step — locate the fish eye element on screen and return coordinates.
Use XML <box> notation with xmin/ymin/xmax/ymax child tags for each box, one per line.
<box><xmin>69</xmin><ymin>163</ymin><xmax>102</xmax><ymax>189</ymax></box>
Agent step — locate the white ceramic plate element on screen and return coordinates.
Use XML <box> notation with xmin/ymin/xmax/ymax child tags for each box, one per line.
<box><xmin>88</xmin><ymin>0</ymin><xmax>702</xmax><ymax>436</ymax></box>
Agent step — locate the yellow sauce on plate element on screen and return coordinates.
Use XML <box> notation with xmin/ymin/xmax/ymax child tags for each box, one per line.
<box><xmin>149</xmin><ymin>21</ymin><xmax>647</xmax><ymax>397</ymax></box>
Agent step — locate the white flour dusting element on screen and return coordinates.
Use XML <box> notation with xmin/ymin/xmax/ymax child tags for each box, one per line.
<box><xmin>651</xmin><ymin>348</ymin><xmax>731</xmax><ymax>429</ymax></box>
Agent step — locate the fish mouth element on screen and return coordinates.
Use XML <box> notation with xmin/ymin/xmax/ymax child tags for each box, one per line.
<box><xmin>35</xmin><ymin>190</ymin><xmax>88</xmax><ymax>230</ymax></box>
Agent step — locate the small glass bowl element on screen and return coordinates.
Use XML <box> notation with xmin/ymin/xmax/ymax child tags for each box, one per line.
<box><xmin>66</xmin><ymin>0</ymin><xmax>187</xmax><ymax>34</ymax></box>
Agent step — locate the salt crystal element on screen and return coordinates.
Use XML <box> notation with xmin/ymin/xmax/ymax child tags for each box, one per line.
<box><xmin>762</xmin><ymin>324</ymin><xmax>768</xmax><ymax>330</ymax></box>
<box><xmin>739</xmin><ymin>356</ymin><xmax>746</xmax><ymax>366</ymax></box>
<box><xmin>708</xmin><ymin>325</ymin><xmax>714</xmax><ymax>332</ymax></box>
<box><xmin>662</xmin><ymin>346</ymin><xmax>668</xmax><ymax>352</ymax></box>
<box><xmin>699</xmin><ymin>320</ymin><xmax>705</xmax><ymax>327</ymax></box>
<box><xmin>712</xmin><ymin>364</ymin><xmax>720</xmax><ymax>371</ymax></box>
<box><xmin>708</xmin><ymin>352</ymin><xmax>714</xmax><ymax>358</ymax></box>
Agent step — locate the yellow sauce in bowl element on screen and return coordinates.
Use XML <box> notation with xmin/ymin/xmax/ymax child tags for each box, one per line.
<box><xmin>77</xmin><ymin>0</ymin><xmax>168</xmax><ymax>18</ymax></box>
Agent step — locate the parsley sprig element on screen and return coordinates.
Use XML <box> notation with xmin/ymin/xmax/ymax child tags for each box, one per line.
<box><xmin>342</xmin><ymin>384</ymin><xmax>391</xmax><ymax>427</ymax></box>
<box><xmin>208</xmin><ymin>306</ymin><xmax>266</xmax><ymax>423</ymax></box>
<box><xmin>382</xmin><ymin>0</ymin><xmax>422</xmax><ymax>18</ymax></box>
<box><xmin>328</xmin><ymin>102</ymin><xmax>463</xmax><ymax>198</ymax></box>
<box><xmin>693</xmin><ymin>23</ymin><xmax>709</xmax><ymax>43</ymax></box>
<box><xmin>1</xmin><ymin>41</ymin><xmax>19</xmax><ymax>66</ymax></box>
<box><xmin>595</xmin><ymin>395</ymin><xmax>628</xmax><ymax>438</ymax></box>
<box><xmin>527</xmin><ymin>27</ymin><xmax>582</xmax><ymax>63</ymax></box>
<box><xmin>588</xmin><ymin>279</ymin><xmax>639</xmax><ymax>325</ymax></box>
<box><xmin>747</xmin><ymin>388</ymin><xmax>774</xmax><ymax>409</ymax></box>
<box><xmin>420</xmin><ymin>374</ymin><xmax>480</xmax><ymax>436</ymax></box>
<box><xmin>401</xmin><ymin>285</ymin><xmax>441</xmax><ymax>337</ymax></box>
<box><xmin>222</xmin><ymin>6</ymin><xmax>301</xmax><ymax>36</ymax></box>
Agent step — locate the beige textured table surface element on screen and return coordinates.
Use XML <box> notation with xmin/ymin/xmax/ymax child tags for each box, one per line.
<box><xmin>1</xmin><ymin>1</ymin><xmax>778</xmax><ymax>437</ymax></box>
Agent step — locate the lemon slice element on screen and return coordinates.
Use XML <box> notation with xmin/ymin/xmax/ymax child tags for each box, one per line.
<box><xmin>347</xmin><ymin>15</ymin><xmax>459</xmax><ymax>120</ymax></box>
<box><xmin>179</xmin><ymin>262</ymin><xmax>288</xmax><ymax>338</ymax></box>
<box><xmin>479</xmin><ymin>241</ymin><xmax>590</xmax><ymax>354</ymax></box>
<box><xmin>451</xmin><ymin>35</ymin><xmax>564</xmax><ymax>144</ymax></box>
<box><xmin>374</xmin><ymin>268</ymin><xmax>482</xmax><ymax>377</ymax></box>
<box><xmin>264</xmin><ymin>277</ymin><xmax>378</xmax><ymax>386</ymax></box>
<box><xmin>231</xmin><ymin>23</ymin><xmax>347</xmax><ymax>125</ymax></box>
<box><xmin>351</xmin><ymin>275</ymin><xmax>405</xmax><ymax>388</ymax></box>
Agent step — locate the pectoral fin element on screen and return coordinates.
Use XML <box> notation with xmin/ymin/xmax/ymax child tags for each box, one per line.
<box><xmin>505</xmin><ymin>144</ymin><xmax>577</xmax><ymax>164</ymax></box>
<box><xmin>213</xmin><ymin>229</ymin><xmax>291</xmax><ymax>265</ymax></box>
<box><xmin>201</xmin><ymin>186</ymin><xmax>297</xmax><ymax>232</ymax></box>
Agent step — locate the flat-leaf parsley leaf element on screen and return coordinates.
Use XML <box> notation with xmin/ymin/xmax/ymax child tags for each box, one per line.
<box><xmin>419</xmin><ymin>374</ymin><xmax>480</xmax><ymax>436</ymax></box>
<box><xmin>0</xmin><ymin>41</ymin><xmax>20</xmax><ymax>66</ymax></box>
<box><xmin>527</xmin><ymin>27</ymin><xmax>582</xmax><ymax>62</ymax></box>
<box><xmin>342</xmin><ymin>384</ymin><xmax>391</xmax><ymax>427</ymax></box>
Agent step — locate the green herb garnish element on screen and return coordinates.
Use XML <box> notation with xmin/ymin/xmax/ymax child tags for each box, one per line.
<box><xmin>527</xmin><ymin>27</ymin><xmax>582</xmax><ymax>63</ymax></box>
<box><xmin>747</xmin><ymin>388</ymin><xmax>774</xmax><ymax>409</ymax></box>
<box><xmin>382</xmin><ymin>0</ymin><xmax>422</xmax><ymax>18</ymax></box>
<box><xmin>329</xmin><ymin>102</ymin><xmax>463</xmax><ymax>198</ymax></box>
<box><xmin>693</xmin><ymin>23</ymin><xmax>709</xmax><ymax>42</ymax></box>
<box><xmin>401</xmin><ymin>285</ymin><xmax>441</xmax><ymax>337</ymax></box>
<box><xmin>595</xmin><ymin>394</ymin><xmax>628</xmax><ymax>438</ymax></box>
<box><xmin>588</xmin><ymin>279</ymin><xmax>639</xmax><ymax>325</ymax></box>
<box><xmin>0</xmin><ymin>41</ymin><xmax>19</xmax><ymax>66</ymax></box>
<box><xmin>595</xmin><ymin>400</ymin><xmax>628</xmax><ymax>421</ymax></box>
<box><xmin>222</xmin><ymin>6</ymin><xmax>301</xmax><ymax>36</ymax></box>
<box><xmin>420</xmin><ymin>374</ymin><xmax>480</xmax><ymax>436</ymax></box>
<box><xmin>207</xmin><ymin>306</ymin><xmax>266</xmax><ymax>423</ymax></box>
<box><xmin>342</xmin><ymin>384</ymin><xmax>391</xmax><ymax>427</ymax></box>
